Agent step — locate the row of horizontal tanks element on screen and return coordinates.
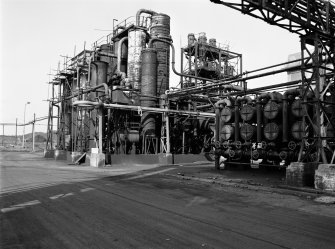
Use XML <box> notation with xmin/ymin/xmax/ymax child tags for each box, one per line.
<box><xmin>215</xmin><ymin>88</ymin><xmax>335</xmax><ymax>166</ymax></box>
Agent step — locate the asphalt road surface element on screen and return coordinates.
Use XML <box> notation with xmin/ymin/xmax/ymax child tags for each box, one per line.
<box><xmin>1</xmin><ymin>152</ymin><xmax>335</xmax><ymax>249</ymax></box>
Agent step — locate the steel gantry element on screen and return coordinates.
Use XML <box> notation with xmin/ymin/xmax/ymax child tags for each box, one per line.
<box><xmin>210</xmin><ymin>0</ymin><xmax>335</xmax><ymax>163</ymax></box>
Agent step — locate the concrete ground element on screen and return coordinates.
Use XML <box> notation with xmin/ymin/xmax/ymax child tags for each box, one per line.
<box><xmin>1</xmin><ymin>152</ymin><xmax>335</xmax><ymax>249</ymax></box>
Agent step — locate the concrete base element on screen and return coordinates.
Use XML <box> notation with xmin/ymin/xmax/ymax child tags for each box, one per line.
<box><xmin>54</xmin><ymin>150</ymin><xmax>67</xmax><ymax>160</ymax></box>
<box><xmin>315</xmin><ymin>164</ymin><xmax>335</xmax><ymax>191</ymax></box>
<box><xmin>286</xmin><ymin>162</ymin><xmax>318</xmax><ymax>187</ymax></box>
<box><xmin>109</xmin><ymin>154</ymin><xmax>161</xmax><ymax>165</ymax></box>
<box><xmin>159</xmin><ymin>153</ymin><xmax>173</xmax><ymax>165</ymax></box>
<box><xmin>44</xmin><ymin>149</ymin><xmax>55</xmax><ymax>158</ymax></box>
<box><xmin>90</xmin><ymin>153</ymin><xmax>105</xmax><ymax>167</ymax></box>
<box><xmin>107</xmin><ymin>153</ymin><xmax>210</xmax><ymax>166</ymax></box>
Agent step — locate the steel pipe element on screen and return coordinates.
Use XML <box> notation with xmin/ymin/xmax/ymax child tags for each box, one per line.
<box><xmin>72</xmin><ymin>100</ymin><xmax>216</xmax><ymax>118</ymax></box>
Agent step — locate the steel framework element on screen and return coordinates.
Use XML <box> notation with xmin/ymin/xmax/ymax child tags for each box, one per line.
<box><xmin>210</xmin><ymin>0</ymin><xmax>335</xmax><ymax>163</ymax></box>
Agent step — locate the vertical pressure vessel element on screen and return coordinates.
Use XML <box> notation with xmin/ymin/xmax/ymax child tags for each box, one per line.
<box><xmin>150</xmin><ymin>13</ymin><xmax>170</xmax><ymax>96</ymax></box>
<box><xmin>141</xmin><ymin>48</ymin><xmax>157</xmax><ymax>135</ymax></box>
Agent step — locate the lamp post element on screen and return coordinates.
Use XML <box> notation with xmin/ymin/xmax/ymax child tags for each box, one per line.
<box><xmin>113</xmin><ymin>18</ymin><xmax>118</xmax><ymax>35</ymax></box>
<box><xmin>22</xmin><ymin>101</ymin><xmax>30</xmax><ymax>148</ymax></box>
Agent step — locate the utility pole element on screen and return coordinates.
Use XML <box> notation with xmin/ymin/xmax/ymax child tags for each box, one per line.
<box><xmin>23</xmin><ymin>101</ymin><xmax>31</xmax><ymax>148</ymax></box>
<box><xmin>32</xmin><ymin>113</ymin><xmax>36</xmax><ymax>152</ymax></box>
<box><xmin>2</xmin><ymin>124</ymin><xmax>4</xmax><ymax>146</ymax></box>
<box><xmin>15</xmin><ymin>118</ymin><xmax>18</xmax><ymax>145</ymax></box>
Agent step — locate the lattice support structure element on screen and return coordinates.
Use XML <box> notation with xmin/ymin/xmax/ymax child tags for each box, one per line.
<box><xmin>299</xmin><ymin>34</ymin><xmax>335</xmax><ymax>163</ymax></box>
<box><xmin>210</xmin><ymin>0</ymin><xmax>335</xmax><ymax>163</ymax></box>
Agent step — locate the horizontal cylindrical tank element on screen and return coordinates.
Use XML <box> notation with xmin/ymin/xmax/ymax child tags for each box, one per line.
<box><xmin>263</xmin><ymin>122</ymin><xmax>280</xmax><ymax>141</ymax></box>
<box><xmin>240</xmin><ymin>104</ymin><xmax>256</xmax><ymax>122</ymax></box>
<box><xmin>150</xmin><ymin>13</ymin><xmax>170</xmax><ymax>97</ymax></box>
<box><xmin>141</xmin><ymin>48</ymin><xmax>157</xmax><ymax>136</ymax></box>
<box><xmin>263</xmin><ymin>101</ymin><xmax>281</xmax><ymax>120</ymax></box>
<box><xmin>220</xmin><ymin>124</ymin><xmax>234</xmax><ymax>141</ymax></box>
<box><xmin>128</xmin><ymin>29</ymin><xmax>147</xmax><ymax>90</ymax></box>
<box><xmin>291</xmin><ymin>121</ymin><xmax>308</xmax><ymax>140</ymax></box>
<box><xmin>240</xmin><ymin>123</ymin><xmax>256</xmax><ymax>141</ymax></box>
<box><xmin>221</xmin><ymin>107</ymin><xmax>234</xmax><ymax>123</ymax></box>
<box><xmin>291</xmin><ymin>99</ymin><xmax>305</xmax><ymax>118</ymax></box>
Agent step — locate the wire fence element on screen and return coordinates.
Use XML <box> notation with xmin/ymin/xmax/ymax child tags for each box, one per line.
<box><xmin>0</xmin><ymin>116</ymin><xmax>50</xmax><ymax>152</ymax></box>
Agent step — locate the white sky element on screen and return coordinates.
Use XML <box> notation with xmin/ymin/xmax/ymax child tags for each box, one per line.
<box><xmin>0</xmin><ymin>0</ymin><xmax>300</xmax><ymax>134</ymax></box>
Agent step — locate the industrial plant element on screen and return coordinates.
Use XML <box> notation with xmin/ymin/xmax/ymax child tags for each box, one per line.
<box><xmin>44</xmin><ymin>2</ymin><xmax>335</xmax><ymax>188</ymax></box>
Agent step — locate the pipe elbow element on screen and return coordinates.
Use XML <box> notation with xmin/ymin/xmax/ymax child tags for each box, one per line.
<box><xmin>117</xmin><ymin>37</ymin><xmax>128</xmax><ymax>72</ymax></box>
<box><xmin>136</xmin><ymin>9</ymin><xmax>157</xmax><ymax>26</ymax></box>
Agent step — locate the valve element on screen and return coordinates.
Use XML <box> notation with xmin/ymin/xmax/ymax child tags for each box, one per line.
<box><xmin>288</xmin><ymin>141</ymin><xmax>296</xmax><ymax>150</ymax></box>
<box><xmin>279</xmin><ymin>151</ymin><xmax>288</xmax><ymax>160</ymax></box>
<box><xmin>252</xmin><ymin>150</ymin><xmax>260</xmax><ymax>160</ymax></box>
<box><xmin>235</xmin><ymin>141</ymin><xmax>242</xmax><ymax>149</ymax></box>
<box><xmin>223</xmin><ymin>141</ymin><xmax>229</xmax><ymax>149</ymax></box>
<box><xmin>261</xmin><ymin>141</ymin><xmax>267</xmax><ymax>149</ymax></box>
<box><xmin>228</xmin><ymin>149</ymin><xmax>235</xmax><ymax>158</ymax></box>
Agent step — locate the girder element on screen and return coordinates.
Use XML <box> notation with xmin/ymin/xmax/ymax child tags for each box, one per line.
<box><xmin>210</xmin><ymin>0</ymin><xmax>335</xmax><ymax>40</ymax></box>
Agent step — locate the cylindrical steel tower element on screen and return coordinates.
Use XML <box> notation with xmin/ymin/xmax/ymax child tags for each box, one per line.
<box><xmin>150</xmin><ymin>13</ymin><xmax>170</xmax><ymax>96</ymax></box>
<box><xmin>141</xmin><ymin>48</ymin><xmax>157</xmax><ymax>136</ymax></box>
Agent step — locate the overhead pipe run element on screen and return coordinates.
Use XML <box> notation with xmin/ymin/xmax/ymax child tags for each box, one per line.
<box><xmin>72</xmin><ymin>100</ymin><xmax>216</xmax><ymax>118</ymax></box>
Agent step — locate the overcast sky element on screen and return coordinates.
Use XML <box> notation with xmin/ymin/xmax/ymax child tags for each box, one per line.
<box><xmin>0</xmin><ymin>0</ymin><xmax>300</xmax><ymax>134</ymax></box>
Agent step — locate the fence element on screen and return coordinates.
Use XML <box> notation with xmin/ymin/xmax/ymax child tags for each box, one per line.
<box><xmin>0</xmin><ymin>115</ymin><xmax>50</xmax><ymax>152</ymax></box>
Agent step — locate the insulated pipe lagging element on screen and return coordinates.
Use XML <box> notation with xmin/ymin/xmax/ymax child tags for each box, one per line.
<box><xmin>148</xmin><ymin>37</ymin><xmax>244</xmax><ymax>91</ymax></box>
<box><xmin>136</xmin><ymin>9</ymin><xmax>157</xmax><ymax>26</ymax></box>
<box><xmin>117</xmin><ymin>37</ymin><xmax>128</xmax><ymax>72</ymax></box>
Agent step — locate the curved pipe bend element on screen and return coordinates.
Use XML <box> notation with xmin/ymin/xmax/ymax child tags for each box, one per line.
<box><xmin>117</xmin><ymin>37</ymin><xmax>128</xmax><ymax>72</ymax></box>
<box><xmin>136</xmin><ymin>9</ymin><xmax>157</xmax><ymax>26</ymax></box>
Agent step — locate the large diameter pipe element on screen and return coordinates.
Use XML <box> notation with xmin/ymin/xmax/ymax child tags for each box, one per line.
<box><xmin>73</xmin><ymin>100</ymin><xmax>216</xmax><ymax>118</ymax></box>
<box><xmin>117</xmin><ymin>37</ymin><xmax>128</xmax><ymax>72</ymax></box>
